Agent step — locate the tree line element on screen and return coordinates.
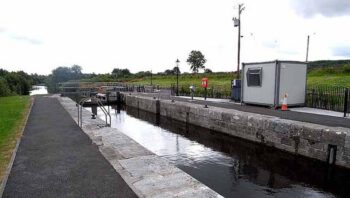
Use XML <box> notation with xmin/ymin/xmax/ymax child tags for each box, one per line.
<box><xmin>28</xmin><ymin>50</ymin><xmax>350</xmax><ymax>94</ymax></box>
<box><xmin>47</xmin><ymin>50</ymin><xmax>211</xmax><ymax>93</ymax></box>
<box><xmin>0</xmin><ymin>50</ymin><xmax>209</xmax><ymax>94</ymax></box>
<box><xmin>0</xmin><ymin>69</ymin><xmax>46</xmax><ymax>96</ymax></box>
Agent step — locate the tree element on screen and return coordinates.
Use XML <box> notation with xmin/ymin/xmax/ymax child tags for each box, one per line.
<box><xmin>173</xmin><ymin>66</ymin><xmax>181</xmax><ymax>74</ymax></box>
<box><xmin>111</xmin><ymin>68</ymin><xmax>131</xmax><ymax>78</ymax></box>
<box><xmin>4</xmin><ymin>72</ymin><xmax>31</xmax><ymax>95</ymax></box>
<box><xmin>204</xmin><ymin>68</ymin><xmax>212</xmax><ymax>73</ymax></box>
<box><xmin>162</xmin><ymin>67</ymin><xmax>181</xmax><ymax>75</ymax></box>
<box><xmin>163</xmin><ymin>69</ymin><xmax>174</xmax><ymax>75</ymax></box>
<box><xmin>47</xmin><ymin>65</ymin><xmax>83</xmax><ymax>93</ymax></box>
<box><xmin>0</xmin><ymin>69</ymin><xmax>8</xmax><ymax>76</ymax></box>
<box><xmin>186</xmin><ymin>50</ymin><xmax>206</xmax><ymax>73</ymax></box>
<box><xmin>0</xmin><ymin>70</ymin><xmax>33</xmax><ymax>95</ymax></box>
<box><xmin>134</xmin><ymin>71</ymin><xmax>151</xmax><ymax>78</ymax></box>
<box><xmin>0</xmin><ymin>77</ymin><xmax>10</xmax><ymax>96</ymax></box>
<box><xmin>30</xmin><ymin>73</ymin><xmax>47</xmax><ymax>85</ymax></box>
<box><xmin>71</xmin><ymin>65</ymin><xmax>82</xmax><ymax>77</ymax></box>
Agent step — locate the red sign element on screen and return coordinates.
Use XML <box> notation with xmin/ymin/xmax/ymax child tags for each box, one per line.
<box><xmin>201</xmin><ymin>78</ymin><xmax>208</xmax><ymax>88</ymax></box>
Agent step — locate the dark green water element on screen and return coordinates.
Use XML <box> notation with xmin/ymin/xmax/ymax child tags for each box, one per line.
<box><xmin>93</xmin><ymin>106</ymin><xmax>350</xmax><ymax>198</ymax></box>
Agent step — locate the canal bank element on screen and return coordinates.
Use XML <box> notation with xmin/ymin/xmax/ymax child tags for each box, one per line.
<box><xmin>2</xmin><ymin>96</ymin><xmax>137</xmax><ymax>198</ymax></box>
<box><xmin>58</xmin><ymin>96</ymin><xmax>222</xmax><ymax>197</ymax></box>
<box><xmin>106</xmin><ymin>105</ymin><xmax>350</xmax><ymax>197</ymax></box>
<box><xmin>123</xmin><ymin>94</ymin><xmax>350</xmax><ymax>169</ymax></box>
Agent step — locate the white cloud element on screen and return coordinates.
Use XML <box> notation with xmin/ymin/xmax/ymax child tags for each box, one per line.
<box><xmin>9</xmin><ymin>34</ymin><xmax>42</xmax><ymax>45</ymax></box>
<box><xmin>0</xmin><ymin>0</ymin><xmax>349</xmax><ymax>75</ymax></box>
<box><xmin>290</xmin><ymin>0</ymin><xmax>350</xmax><ymax>18</ymax></box>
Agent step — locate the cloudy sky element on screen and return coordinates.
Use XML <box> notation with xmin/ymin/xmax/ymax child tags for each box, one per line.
<box><xmin>0</xmin><ymin>0</ymin><xmax>349</xmax><ymax>75</ymax></box>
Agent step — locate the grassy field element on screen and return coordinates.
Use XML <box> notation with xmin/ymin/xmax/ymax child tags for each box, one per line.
<box><xmin>307</xmin><ymin>65</ymin><xmax>350</xmax><ymax>87</ymax></box>
<box><xmin>126</xmin><ymin>72</ymin><xmax>235</xmax><ymax>97</ymax></box>
<box><xmin>307</xmin><ymin>74</ymin><xmax>350</xmax><ymax>87</ymax></box>
<box><xmin>0</xmin><ymin>96</ymin><xmax>31</xmax><ymax>183</ymax></box>
<box><xmin>129</xmin><ymin>72</ymin><xmax>234</xmax><ymax>88</ymax></box>
<box><xmin>126</xmin><ymin>71</ymin><xmax>350</xmax><ymax>91</ymax></box>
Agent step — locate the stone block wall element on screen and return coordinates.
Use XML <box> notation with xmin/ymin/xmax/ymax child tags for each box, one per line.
<box><xmin>123</xmin><ymin>94</ymin><xmax>350</xmax><ymax>169</ymax></box>
<box><xmin>125</xmin><ymin>94</ymin><xmax>159</xmax><ymax>114</ymax></box>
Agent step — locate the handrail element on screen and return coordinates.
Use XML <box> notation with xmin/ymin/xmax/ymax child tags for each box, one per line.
<box><xmin>77</xmin><ymin>96</ymin><xmax>111</xmax><ymax>128</ymax></box>
<box><xmin>78</xmin><ymin>97</ymin><xmax>91</xmax><ymax>127</ymax></box>
<box><xmin>77</xmin><ymin>97</ymin><xmax>90</xmax><ymax>126</ymax></box>
<box><xmin>96</xmin><ymin>99</ymin><xmax>111</xmax><ymax>127</ymax></box>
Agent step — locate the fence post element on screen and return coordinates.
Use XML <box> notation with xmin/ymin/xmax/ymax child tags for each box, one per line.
<box><xmin>311</xmin><ymin>89</ymin><xmax>315</xmax><ymax>108</ymax></box>
<box><xmin>171</xmin><ymin>84</ymin><xmax>174</xmax><ymax>96</ymax></box>
<box><xmin>344</xmin><ymin>88</ymin><xmax>349</xmax><ymax>117</ymax></box>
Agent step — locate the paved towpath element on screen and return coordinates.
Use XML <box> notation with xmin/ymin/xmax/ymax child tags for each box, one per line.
<box><xmin>173</xmin><ymin>96</ymin><xmax>350</xmax><ymax>128</ymax></box>
<box><xmin>2</xmin><ymin>96</ymin><xmax>137</xmax><ymax>198</ymax></box>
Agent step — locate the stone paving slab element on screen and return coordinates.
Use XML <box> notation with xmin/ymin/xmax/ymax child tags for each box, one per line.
<box><xmin>118</xmin><ymin>155</ymin><xmax>218</xmax><ymax>198</ymax></box>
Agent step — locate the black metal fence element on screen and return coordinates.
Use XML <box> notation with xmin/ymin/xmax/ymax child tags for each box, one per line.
<box><xmin>172</xmin><ymin>84</ymin><xmax>231</xmax><ymax>99</ymax></box>
<box><xmin>306</xmin><ymin>86</ymin><xmax>349</xmax><ymax>116</ymax></box>
<box><xmin>61</xmin><ymin>81</ymin><xmax>350</xmax><ymax>117</ymax></box>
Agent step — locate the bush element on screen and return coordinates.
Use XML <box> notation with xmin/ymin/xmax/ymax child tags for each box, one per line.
<box><xmin>343</xmin><ymin>65</ymin><xmax>350</xmax><ymax>73</ymax></box>
<box><xmin>0</xmin><ymin>77</ymin><xmax>11</xmax><ymax>96</ymax></box>
<box><xmin>0</xmin><ymin>69</ymin><xmax>34</xmax><ymax>96</ymax></box>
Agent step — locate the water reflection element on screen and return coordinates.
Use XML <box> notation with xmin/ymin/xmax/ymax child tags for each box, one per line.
<box><xmin>30</xmin><ymin>85</ymin><xmax>48</xmax><ymax>95</ymax></box>
<box><xmin>97</xmin><ymin>106</ymin><xmax>350</xmax><ymax>198</ymax></box>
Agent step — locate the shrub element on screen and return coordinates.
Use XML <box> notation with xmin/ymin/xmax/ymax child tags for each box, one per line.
<box><xmin>0</xmin><ymin>77</ymin><xmax>11</xmax><ymax>96</ymax></box>
<box><xmin>343</xmin><ymin>65</ymin><xmax>350</xmax><ymax>73</ymax></box>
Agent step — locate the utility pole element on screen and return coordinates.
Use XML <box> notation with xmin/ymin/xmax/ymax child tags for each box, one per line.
<box><xmin>150</xmin><ymin>70</ymin><xmax>153</xmax><ymax>85</ymax></box>
<box><xmin>306</xmin><ymin>35</ymin><xmax>310</xmax><ymax>62</ymax></box>
<box><xmin>233</xmin><ymin>4</ymin><xmax>245</xmax><ymax>79</ymax></box>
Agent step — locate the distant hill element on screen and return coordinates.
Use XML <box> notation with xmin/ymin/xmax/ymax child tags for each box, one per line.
<box><xmin>308</xmin><ymin>60</ymin><xmax>350</xmax><ymax>69</ymax></box>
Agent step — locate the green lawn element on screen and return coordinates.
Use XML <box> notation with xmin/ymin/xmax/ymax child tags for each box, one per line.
<box><xmin>0</xmin><ymin>96</ymin><xmax>30</xmax><ymax>182</ymax></box>
<box><xmin>127</xmin><ymin>73</ymin><xmax>235</xmax><ymax>97</ymax></box>
<box><xmin>307</xmin><ymin>74</ymin><xmax>350</xmax><ymax>87</ymax></box>
<box><xmin>126</xmin><ymin>72</ymin><xmax>350</xmax><ymax>92</ymax></box>
<box><xmin>128</xmin><ymin>73</ymin><xmax>234</xmax><ymax>89</ymax></box>
<box><xmin>128</xmin><ymin>72</ymin><xmax>234</xmax><ymax>87</ymax></box>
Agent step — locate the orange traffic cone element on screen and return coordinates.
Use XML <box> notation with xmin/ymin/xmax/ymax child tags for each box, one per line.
<box><xmin>281</xmin><ymin>94</ymin><xmax>288</xmax><ymax>111</ymax></box>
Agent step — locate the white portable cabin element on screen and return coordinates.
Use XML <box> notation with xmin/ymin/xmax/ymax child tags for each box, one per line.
<box><xmin>241</xmin><ymin>60</ymin><xmax>307</xmax><ymax>107</ymax></box>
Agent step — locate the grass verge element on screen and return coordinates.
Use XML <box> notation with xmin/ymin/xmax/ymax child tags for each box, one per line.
<box><xmin>307</xmin><ymin>74</ymin><xmax>350</xmax><ymax>87</ymax></box>
<box><xmin>0</xmin><ymin>96</ymin><xmax>31</xmax><ymax>184</ymax></box>
<box><xmin>127</xmin><ymin>73</ymin><xmax>350</xmax><ymax>89</ymax></box>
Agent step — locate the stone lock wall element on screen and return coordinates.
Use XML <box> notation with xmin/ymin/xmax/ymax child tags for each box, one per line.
<box><xmin>124</xmin><ymin>94</ymin><xmax>350</xmax><ymax>169</ymax></box>
<box><xmin>125</xmin><ymin>94</ymin><xmax>160</xmax><ymax>114</ymax></box>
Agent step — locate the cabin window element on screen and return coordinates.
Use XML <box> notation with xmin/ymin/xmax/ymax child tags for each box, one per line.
<box><xmin>246</xmin><ymin>67</ymin><xmax>262</xmax><ymax>87</ymax></box>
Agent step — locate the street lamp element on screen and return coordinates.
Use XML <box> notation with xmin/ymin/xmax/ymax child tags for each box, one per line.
<box><xmin>233</xmin><ymin>4</ymin><xmax>245</xmax><ymax>79</ymax></box>
<box><xmin>176</xmin><ymin>59</ymin><xmax>180</xmax><ymax>96</ymax></box>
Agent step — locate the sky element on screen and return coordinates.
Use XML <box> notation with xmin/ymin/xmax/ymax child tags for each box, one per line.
<box><xmin>0</xmin><ymin>0</ymin><xmax>349</xmax><ymax>75</ymax></box>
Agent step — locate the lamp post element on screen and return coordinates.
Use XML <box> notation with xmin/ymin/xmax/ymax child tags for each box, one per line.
<box><xmin>176</xmin><ymin>59</ymin><xmax>180</xmax><ymax>96</ymax></box>
<box><xmin>233</xmin><ymin>4</ymin><xmax>245</xmax><ymax>79</ymax></box>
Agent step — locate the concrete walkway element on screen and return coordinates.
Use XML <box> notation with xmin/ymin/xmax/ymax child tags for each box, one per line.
<box><xmin>2</xmin><ymin>96</ymin><xmax>137</xmax><ymax>198</ymax></box>
<box><xmin>290</xmin><ymin>107</ymin><xmax>349</xmax><ymax>118</ymax></box>
<box><xmin>173</xmin><ymin>96</ymin><xmax>350</xmax><ymax>128</ymax></box>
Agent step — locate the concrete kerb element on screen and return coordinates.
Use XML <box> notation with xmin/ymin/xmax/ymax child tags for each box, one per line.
<box><xmin>124</xmin><ymin>94</ymin><xmax>350</xmax><ymax>169</ymax></box>
<box><xmin>0</xmin><ymin>97</ymin><xmax>34</xmax><ymax>197</ymax></box>
<box><xmin>58</xmin><ymin>97</ymin><xmax>222</xmax><ymax>198</ymax></box>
